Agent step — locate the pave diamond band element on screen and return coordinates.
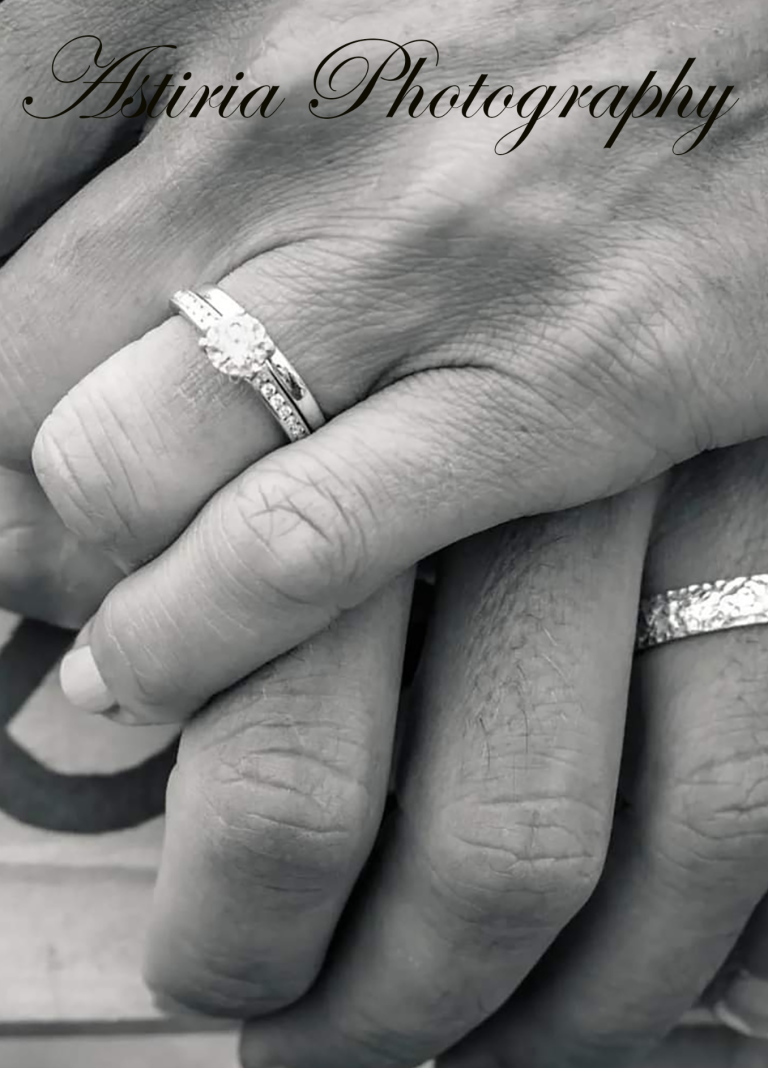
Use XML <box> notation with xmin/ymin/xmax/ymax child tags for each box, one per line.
<box><xmin>169</xmin><ymin>286</ymin><xmax>326</xmax><ymax>442</ymax></box>
<box><xmin>636</xmin><ymin>575</ymin><xmax>768</xmax><ymax>652</ymax></box>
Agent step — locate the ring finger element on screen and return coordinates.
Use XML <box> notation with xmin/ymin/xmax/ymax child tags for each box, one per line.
<box><xmin>30</xmin><ymin>250</ymin><xmax>381</xmax><ymax>572</ymax></box>
<box><xmin>440</xmin><ymin>439</ymin><xmax>768</xmax><ymax>1068</ymax></box>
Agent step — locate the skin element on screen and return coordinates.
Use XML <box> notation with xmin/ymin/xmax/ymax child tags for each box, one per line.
<box><xmin>237</xmin><ymin>443</ymin><xmax>768</xmax><ymax>1068</ymax></box>
<box><xmin>11</xmin><ymin>1</ymin><xmax>766</xmax><ymax>726</ymax></box>
<box><xmin>0</xmin><ymin>0</ymin><xmax>768</xmax><ymax>1065</ymax></box>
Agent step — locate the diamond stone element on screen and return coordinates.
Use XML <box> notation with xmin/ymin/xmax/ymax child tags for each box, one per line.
<box><xmin>201</xmin><ymin>313</ymin><xmax>272</xmax><ymax>380</ymax></box>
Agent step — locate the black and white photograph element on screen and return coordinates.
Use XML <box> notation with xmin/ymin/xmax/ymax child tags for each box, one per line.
<box><xmin>0</xmin><ymin>3</ymin><xmax>766</xmax><ymax>1066</ymax></box>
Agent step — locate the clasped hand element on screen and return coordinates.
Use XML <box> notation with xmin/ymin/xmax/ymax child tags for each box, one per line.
<box><xmin>1</xmin><ymin>1</ymin><xmax>768</xmax><ymax>1065</ymax></box>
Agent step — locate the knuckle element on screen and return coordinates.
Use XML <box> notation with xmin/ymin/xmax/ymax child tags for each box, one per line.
<box><xmin>665</xmin><ymin>746</ymin><xmax>768</xmax><ymax>871</ymax></box>
<box><xmin>148</xmin><ymin>691</ymin><xmax>380</xmax><ymax>1016</ymax></box>
<box><xmin>32</xmin><ymin>391</ymin><xmax>142</xmax><ymax>555</ymax></box>
<box><xmin>427</xmin><ymin>791</ymin><xmax>607</xmax><ymax>933</ymax></box>
<box><xmin>188</xmin><ymin>719</ymin><xmax>375</xmax><ymax>892</ymax></box>
<box><xmin>226</xmin><ymin>454</ymin><xmax>370</xmax><ymax>610</ymax></box>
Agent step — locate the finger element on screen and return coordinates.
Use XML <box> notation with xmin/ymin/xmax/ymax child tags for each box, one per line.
<box><xmin>32</xmin><ymin>147</ymin><xmax>768</xmax><ymax>724</ymax></box>
<box><xmin>0</xmin><ymin>106</ymin><xmax>249</xmax><ymax>466</ymax></box>
<box><xmin>30</xmin><ymin>134</ymin><xmax>768</xmax><ymax>572</ymax></box>
<box><xmin>0</xmin><ymin>466</ymin><xmax>120</xmax><ymax>628</ymax></box>
<box><xmin>238</xmin><ymin>487</ymin><xmax>657</xmax><ymax>1068</ymax></box>
<box><xmin>1</xmin><ymin>49</ymin><xmax>399</xmax><ymax>467</ymax></box>
<box><xmin>32</xmin><ymin>227</ymin><xmax>541</xmax><ymax>718</ymax></box>
<box><xmin>16</xmin><ymin>28</ymin><xmax>768</xmax><ymax>721</ymax></box>
<box><xmin>36</xmin><ymin>326</ymin><xmax>669</xmax><ymax>725</ymax></box>
<box><xmin>144</xmin><ymin>572</ymin><xmax>413</xmax><ymax>1016</ymax></box>
<box><xmin>442</xmin><ymin>440</ymin><xmax>768</xmax><ymax>1068</ymax></box>
<box><xmin>714</xmin><ymin>896</ymin><xmax>768</xmax><ymax>1039</ymax></box>
<box><xmin>31</xmin><ymin>251</ymin><xmax>375</xmax><ymax>570</ymax></box>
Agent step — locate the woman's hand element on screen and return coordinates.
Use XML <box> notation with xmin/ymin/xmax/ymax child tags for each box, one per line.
<box><xmin>12</xmin><ymin>0</ymin><xmax>765</xmax><ymax>724</ymax></box>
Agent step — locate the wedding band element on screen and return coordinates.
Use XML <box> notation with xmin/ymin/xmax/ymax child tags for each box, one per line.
<box><xmin>636</xmin><ymin>575</ymin><xmax>768</xmax><ymax>651</ymax></box>
<box><xmin>197</xmin><ymin>286</ymin><xmax>326</xmax><ymax>432</ymax></box>
<box><xmin>169</xmin><ymin>286</ymin><xmax>326</xmax><ymax>442</ymax></box>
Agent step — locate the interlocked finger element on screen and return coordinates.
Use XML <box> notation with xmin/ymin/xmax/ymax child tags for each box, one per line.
<box><xmin>442</xmin><ymin>441</ymin><xmax>768</xmax><ymax>1068</ymax></box>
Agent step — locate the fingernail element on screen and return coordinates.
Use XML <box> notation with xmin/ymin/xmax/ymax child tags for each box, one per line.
<box><xmin>60</xmin><ymin>644</ymin><xmax>114</xmax><ymax>714</ymax></box>
<box><xmin>714</xmin><ymin>971</ymin><xmax>768</xmax><ymax>1038</ymax></box>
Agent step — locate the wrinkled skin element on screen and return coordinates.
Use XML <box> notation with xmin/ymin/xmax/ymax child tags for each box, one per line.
<box><xmin>1</xmin><ymin>1</ymin><xmax>768</xmax><ymax>1066</ymax></box>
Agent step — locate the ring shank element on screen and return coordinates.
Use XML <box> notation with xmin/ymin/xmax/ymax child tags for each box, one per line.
<box><xmin>636</xmin><ymin>575</ymin><xmax>768</xmax><ymax>651</ymax></box>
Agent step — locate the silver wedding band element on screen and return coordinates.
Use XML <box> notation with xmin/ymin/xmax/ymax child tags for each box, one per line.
<box><xmin>636</xmin><ymin>574</ymin><xmax>768</xmax><ymax>651</ymax></box>
<box><xmin>170</xmin><ymin>285</ymin><xmax>326</xmax><ymax>442</ymax></box>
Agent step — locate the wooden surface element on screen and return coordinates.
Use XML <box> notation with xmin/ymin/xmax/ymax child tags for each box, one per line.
<box><xmin>0</xmin><ymin>609</ymin><xmax>182</xmax><ymax>1027</ymax></box>
<box><xmin>0</xmin><ymin>610</ymin><xmax>438</xmax><ymax>1068</ymax></box>
<box><xmin>0</xmin><ymin>1032</ymin><xmax>241</xmax><ymax>1068</ymax></box>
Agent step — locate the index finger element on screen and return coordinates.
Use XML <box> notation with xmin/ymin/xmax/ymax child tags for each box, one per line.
<box><xmin>146</xmin><ymin>574</ymin><xmax>412</xmax><ymax>1015</ymax></box>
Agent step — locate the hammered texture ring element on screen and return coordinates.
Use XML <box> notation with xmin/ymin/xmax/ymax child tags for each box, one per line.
<box><xmin>636</xmin><ymin>575</ymin><xmax>768</xmax><ymax>652</ymax></box>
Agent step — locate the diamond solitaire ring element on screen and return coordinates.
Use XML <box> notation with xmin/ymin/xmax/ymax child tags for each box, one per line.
<box><xmin>636</xmin><ymin>575</ymin><xmax>768</xmax><ymax>652</ymax></box>
<box><xmin>170</xmin><ymin>286</ymin><xmax>326</xmax><ymax>442</ymax></box>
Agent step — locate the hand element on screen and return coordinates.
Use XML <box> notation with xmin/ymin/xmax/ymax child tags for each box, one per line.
<box><xmin>223</xmin><ymin>439</ymin><xmax>768</xmax><ymax>1068</ymax></box>
<box><xmin>0</xmin><ymin>0</ymin><xmax>759</xmax><ymax>725</ymax></box>
<box><xmin>0</xmin><ymin>1</ymin><xmax>766</xmax><ymax>1063</ymax></box>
